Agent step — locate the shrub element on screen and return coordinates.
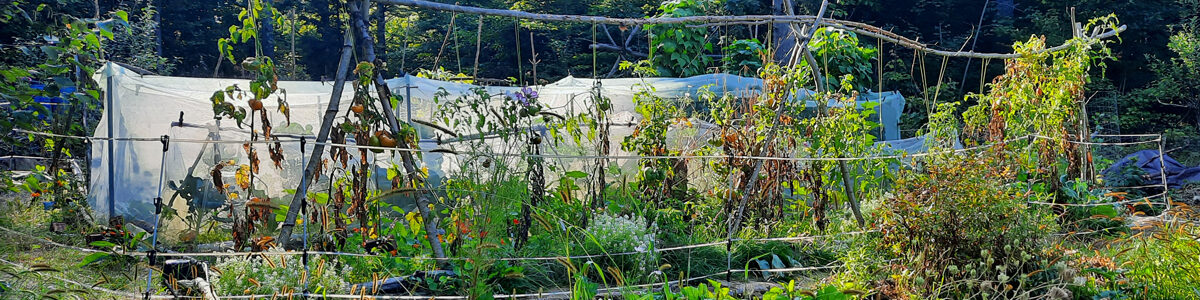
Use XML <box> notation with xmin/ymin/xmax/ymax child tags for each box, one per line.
<box><xmin>578</xmin><ymin>213</ymin><xmax>658</xmax><ymax>281</ymax></box>
<box><xmin>721</xmin><ymin>39</ymin><xmax>764</xmax><ymax>76</ymax></box>
<box><xmin>646</xmin><ymin>0</ymin><xmax>717</xmax><ymax>77</ymax></box>
<box><xmin>803</xmin><ymin>27</ymin><xmax>877</xmax><ymax>92</ymax></box>
<box><xmin>879</xmin><ymin>151</ymin><xmax>1060</xmax><ymax>297</ymax></box>
<box><xmin>212</xmin><ymin>253</ymin><xmax>350</xmax><ymax>295</ymax></box>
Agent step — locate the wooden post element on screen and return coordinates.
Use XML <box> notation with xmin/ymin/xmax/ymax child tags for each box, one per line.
<box><xmin>277</xmin><ymin>30</ymin><xmax>354</xmax><ymax>247</ymax></box>
<box><xmin>803</xmin><ymin>48</ymin><xmax>867</xmax><ymax>228</ymax></box>
<box><xmin>1159</xmin><ymin>135</ymin><xmax>1170</xmax><ymax>211</ymax></box>
<box><xmin>726</xmin><ymin>3</ymin><xmax>830</xmax><ymax>280</ymax></box>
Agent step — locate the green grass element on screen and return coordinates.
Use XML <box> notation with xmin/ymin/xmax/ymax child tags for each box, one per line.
<box><xmin>0</xmin><ymin>196</ymin><xmax>146</xmax><ymax>299</ymax></box>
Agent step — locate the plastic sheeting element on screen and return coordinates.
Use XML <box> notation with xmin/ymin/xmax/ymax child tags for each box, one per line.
<box><xmin>1102</xmin><ymin>150</ymin><xmax>1200</xmax><ymax>188</ymax></box>
<box><xmin>88</xmin><ymin>62</ymin><xmax>908</xmax><ymax>228</ymax></box>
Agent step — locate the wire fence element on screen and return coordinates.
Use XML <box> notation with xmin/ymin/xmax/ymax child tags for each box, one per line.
<box><xmin>10</xmin><ymin>128</ymin><xmax>1165</xmax><ymax>162</ymax></box>
<box><xmin>2</xmin><ymin>127</ymin><xmax>1173</xmax><ymax>298</ymax></box>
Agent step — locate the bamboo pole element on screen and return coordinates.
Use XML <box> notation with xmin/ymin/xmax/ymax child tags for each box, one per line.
<box><xmin>726</xmin><ymin>0</ymin><xmax>829</xmax><ymax>248</ymax></box>
<box><xmin>376</xmin><ymin>0</ymin><xmax>1124</xmax><ymax>59</ymax></box>
<box><xmin>277</xmin><ymin>30</ymin><xmax>354</xmax><ymax>247</ymax></box>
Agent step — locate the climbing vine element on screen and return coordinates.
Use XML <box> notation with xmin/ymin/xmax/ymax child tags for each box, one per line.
<box><xmin>207</xmin><ymin>0</ymin><xmax>292</xmax><ymax>250</ymax></box>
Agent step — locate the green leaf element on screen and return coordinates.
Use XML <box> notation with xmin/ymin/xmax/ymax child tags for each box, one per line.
<box><xmin>115</xmin><ymin>11</ymin><xmax>128</xmax><ymax>22</ymax></box>
<box><xmin>83</xmin><ymin>34</ymin><xmax>100</xmax><ymax>48</ymax></box>
<box><xmin>89</xmin><ymin>241</ymin><xmax>116</xmax><ymax>248</ymax></box>
<box><xmin>79</xmin><ymin>252</ymin><xmax>110</xmax><ymax>266</ymax></box>
<box><xmin>564</xmin><ymin>171</ymin><xmax>588</xmax><ymax>179</ymax></box>
<box><xmin>1090</xmin><ymin>205</ymin><xmax>1119</xmax><ymax>218</ymax></box>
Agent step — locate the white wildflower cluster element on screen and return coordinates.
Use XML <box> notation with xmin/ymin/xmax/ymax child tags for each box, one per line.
<box><xmin>212</xmin><ymin>252</ymin><xmax>351</xmax><ymax>295</ymax></box>
<box><xmin>583</xmin><ymin>213</ymin><xmax>659</xmax><ymax>274</ymax></box>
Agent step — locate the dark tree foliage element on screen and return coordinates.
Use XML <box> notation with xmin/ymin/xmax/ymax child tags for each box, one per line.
<box><xmin>158</xmin><ymin>0</ymin><xmax>243</xmax><ymax>76</ymax></box>
<box><xmin>2</xmin><ymin>0</ymin><xmax>1197</xmax><ymax>134</ymax></box>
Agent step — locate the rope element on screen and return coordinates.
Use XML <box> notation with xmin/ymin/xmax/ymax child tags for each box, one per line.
<box><xmin>0</xmin><ymin>226</ymin><xmax>106</xmax><ymax>254</ymax></box>
<box><xmin>931</xmin><ymin>55</ymin><xmax>949</xmax><ymax>109</ymax></box>
<box><xmin>13</xmin><ymin>128</ymin><xmax>1161</xmax><ymax>163</ymax></box>
<box><xmin>0</xmin><ymin>258</ymin><xmax>175</xmax><ymax>299</ymax></box>
<box><xmin>0</xmin><ymin>220</ymin><xmax>871</xmax><ymax>262</ymax></box>
<box><xmin>1027</xmin><ymin>192</ymin><xmax>1168</xmax><ymax>207</ymax></box>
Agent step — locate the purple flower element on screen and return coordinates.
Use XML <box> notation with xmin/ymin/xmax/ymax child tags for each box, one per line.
<box><xmin>511</xmin><ymin>87</ymin><xmax>538</xmax><ymax>107</ymax></box>
<box><xmin>521</xmin><ymin>87</ymin><xmax>538</xmax><ymax>100</ymax></box>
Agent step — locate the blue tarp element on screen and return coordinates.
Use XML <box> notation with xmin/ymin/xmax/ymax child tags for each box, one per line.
<box><xmin>26</xmin><ymin>83</ymin><xmax>75</xmax><ymax>120</ymax></box>
<box><xmin>1102</xmin><ymin>150</ymin><xmax>1200</xmax><ymax>188</ymax></box>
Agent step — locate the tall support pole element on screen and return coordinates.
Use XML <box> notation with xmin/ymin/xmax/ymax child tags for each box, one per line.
<box><xmin>142</xmin><ymin>135</ymin><xmax>170</xmax><ymax>300</ymax></box>
<box><xmin>277</xmin><ymin>30</ymin><xmax>355</xmax><ymax>247</ymax></box>
<box><xmin>1159</xmin><ymin>135</ymin><xmax>1170</xmax><ymax>211</ymax></box>
<box><xmin>406</xmin><ymin>77</ymin><xmax>413</xmax><ymax>124</ymax></box>
<box><xmin>106</xmin><ymin>75</ymin><xmax>116</xmax><ymax>220</ymax></box>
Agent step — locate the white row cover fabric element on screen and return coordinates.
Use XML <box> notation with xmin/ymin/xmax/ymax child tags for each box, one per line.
<box><xmin>88</xmin><ymin>62</ymin><xmax>906</xmax><ymax>230</ymax></box>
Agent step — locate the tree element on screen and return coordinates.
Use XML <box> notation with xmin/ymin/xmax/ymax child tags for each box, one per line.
<box><xmin>105</xmin><ymin>0</ymin><xmax>174</xmax><ymax>74</ymax></box>
<box><xmin>1143</xmin><ymin>27</ymin><xmax>1200</xmax><ymax>131</ymax></box>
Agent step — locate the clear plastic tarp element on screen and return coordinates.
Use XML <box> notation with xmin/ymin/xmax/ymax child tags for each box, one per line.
<box><xmin>88</xmin><ymin>62</ymin><xmax>908</xmax><ymax>233</ymax></box>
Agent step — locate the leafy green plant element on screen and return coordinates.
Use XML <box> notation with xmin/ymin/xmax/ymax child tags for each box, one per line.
<box><xmin>962</xmin><ymin>15</ymin><xmax>1120</xmax><ymax>175</ymax></box>
<box><xmin>802</xmin><ymin>27</ymin><xmax>877</xmax><ymax>92</ymax></box>
<box><xmin>105</xmin><ymin>0</ymin><xmax>174</xmax><ymax>74</ymax></box>
<box><xmin>647</xmin><ymin>0</ymin><xmax>715</xmax><ymax>77</ymax></box>
<box><xmin>1142</xmin><ymin>28</ymin><xmax>1200</xmax><ymax>130</ymax></box>
<box><xmin>79</xmin><ymin>231</ymin><xmax>147</xmax><ymax>268</ymax></box>
<box><xmin>1057</xmin><ymin>179</ymin><xmax>1127</xmax><ymax>234</ymax></box>
<box><xmin>0</xmin><ymin>6</ymin><xmax>120</xmax><ymax>139</ymax></box>
<box><xmin>0</xmin><ymin>262</ymin><xmax>93</xmax><ymax>299</ymax></box>
<box><xmin>721</xmin><ymin>38</ymin><xmax>764</xmax><ymax>76</ymax></box>
<box><xmin>762</xmin><ymin>282</ymin><xmax>854</xmax><ymax>300</ymax></box>
<box><xmin>677</xmin><ymin>280</ymin><xmax>736</xmax><ymax>300</ymax></box>
<box><xmin>621</xmin><ymin>80</ymin><xmax>687</xmax><ymax>223</ymax></box>
<box><xmin>1111</xmin><ymin>204</ymin><xmax>1200</xmax><ymax>298</ymax></box>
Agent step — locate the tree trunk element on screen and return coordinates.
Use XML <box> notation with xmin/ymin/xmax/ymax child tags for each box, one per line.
<box><xmin>261</xmin><ymin>0</ymin><xmax>276</xmax><ymax>59</ymax></box>
<box><xmin>770</xmin><ymin>0</ymin><xmax>797</xmax><ymax>63</ymax></box>
<box><xmin>375</xmin><ymin>2</ymin><xmax>387</xmax><ymax>56</ymax></box>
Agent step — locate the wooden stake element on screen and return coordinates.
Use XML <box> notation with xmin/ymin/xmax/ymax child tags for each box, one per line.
<box><xmin>277</xmin><ymin>30</ymin><xmax>355</xmax><ymax>247</ymax></box>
